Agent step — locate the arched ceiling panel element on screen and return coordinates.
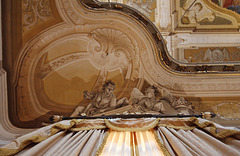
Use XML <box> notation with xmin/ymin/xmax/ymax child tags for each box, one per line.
<box><xmin>2</xmin><ymin>0</ymin><xmax>240</xmax><ymax>128</ymax></box>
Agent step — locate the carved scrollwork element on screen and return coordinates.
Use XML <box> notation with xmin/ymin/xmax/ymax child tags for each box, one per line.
<box><xmin>40</xmin><ymin>53</ymin><xmax>90</xmax><ymax>79</ymax></box>
<box><xmin>194</xmin><ymin>65</ymin><xmax>212</xmax><ymax>72</ymax></box>
<box><xmin>203</xmin><ymin>48</ymin><xmax>230</xmax><ymax>62</ymax></box>
<box><xmin>89</xmin><ymin>28</ymin><xmax>134</xmax><ymax>58</ymax></box>
<box><xmin>175</xmin><ymin>65</ymin><xmax>189</xmax><ymax>72</ymax></box>
<box><xmin>88</xmin><ymin>28</ymin><xmax>140</xmax><ymax>80</ymax></box>
<box><xmin>22</xmin><ymin>0</ymin><xmax>52</xmax><ymax>31</ymax></box>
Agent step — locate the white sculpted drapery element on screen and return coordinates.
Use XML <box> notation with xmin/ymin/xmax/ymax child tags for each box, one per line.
<box><xmin>0</xmin><ymin>118</ymin><xmax>240</xmax><ymax>156</ymax></box>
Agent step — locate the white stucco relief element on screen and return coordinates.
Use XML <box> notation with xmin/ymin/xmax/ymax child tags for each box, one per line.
<box><xmin>56</xmin><ymin>0</ymin><xmax>240</xmax><ymax>97</ymax></box>
<box><xmin>88</xmin><ymin>28</ymin><xmax>140</xmax><ymax>80</ymax></box>
<box><xmin>1</xmin><ymin>0</ymin><xmax>240</xmax><ymax>141</ymax></box>
<box><xmin>182</xmin><ymin>0</ymin><xmax>215</xmax><ymax>24</ymax></box>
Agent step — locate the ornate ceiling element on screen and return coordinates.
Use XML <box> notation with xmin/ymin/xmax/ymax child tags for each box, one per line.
<box><xmin>1</xmin><ymin>0</ymin><xmax>240</xmax><ymax>129</ymax></box>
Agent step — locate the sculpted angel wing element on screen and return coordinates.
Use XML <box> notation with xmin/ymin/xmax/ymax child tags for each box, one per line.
<box><xmin>161</xmin><ymin>88</ymin><xmax>175</xmax><ymax>103</ymax></box>
<box><xmin>130</xmin><ymin>88</ymin><xmax>145</xmax><ymax>104</ymax></box>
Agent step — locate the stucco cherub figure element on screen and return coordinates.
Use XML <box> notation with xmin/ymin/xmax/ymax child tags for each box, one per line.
<box><xmin>130</xmin><ymin>85</ymin><xmax>193</xmax><ymax>115</ymax></box>
<box><xmin>70</xmin><ymin>80</ymin><xmax>128</xmax><ymax>117</ymax></box>
<box><xmin>130</xmin><ymin>85</ymin><xmax>178</xmax><ymax>114</ymax></box>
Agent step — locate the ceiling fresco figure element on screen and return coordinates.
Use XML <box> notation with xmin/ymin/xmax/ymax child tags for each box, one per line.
<box><xmin>130</xmin><ymin>85</ymin><xmax>178</xmax><ymax>114</ymax></box>
<box><xmin>70</xmin><ymin>80</ymin><xmax>129</xmax><ymax>117</ymax></box>
<box><xmin>1</xmin><ymin>0</ymin><xmax>240</xmax><ymax>132</ymax></box>
<box><xmin>223</xmin><ymin>0</ymin><xmax>240</xmax><ymax>13</ymax></box>
<box><xmin>1</xmin><ymin>1</ymin><xmax>240</xmax><ymax>154</ymax></box>
<box><xmin>70</xmin><ymin>80</ymin><xmax>194</xmax><ymax>118</ymax></box>
<box><xmin>130</xmin><ymin>85</ymin><xmax>194</xmax><ymax>115</ymax></box>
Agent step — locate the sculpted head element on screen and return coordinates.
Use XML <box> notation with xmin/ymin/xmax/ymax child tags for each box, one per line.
<box><xmin>102</xmin><ymin>80</ymin><xmax>116</xmax><ymax>96</ymax></box>
<box><xmin>145</xmin><ymin>85</ymin><xmax>159</xmax><ymax>98</ymax></box>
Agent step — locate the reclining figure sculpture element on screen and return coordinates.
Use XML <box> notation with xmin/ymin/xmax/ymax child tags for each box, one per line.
<box><xmin>70</xmin><ymin>81</ymin><xmax>193</xmax><ymax>117</ymax></box>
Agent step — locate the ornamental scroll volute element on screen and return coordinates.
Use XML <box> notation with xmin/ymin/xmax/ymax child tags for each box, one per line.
<box><xmin>88</xmin><ymin>28</ymin><xmax>140</xmax><ymax>81</ymax></box>
<box><xmin>14</xmin><ymin>10</ymin><xmax>145</xmax><ymax>127</ymax></box>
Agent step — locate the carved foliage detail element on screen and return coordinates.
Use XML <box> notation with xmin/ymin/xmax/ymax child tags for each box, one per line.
<box><xmin>40</xmin><ymin>53</ymin><xmax>90</xmax><ymax>79</ymax></box>
<box><xmin>22</xmin><ymin>0</ymin><xmax>52</xmax><ymax>31</ymax></box>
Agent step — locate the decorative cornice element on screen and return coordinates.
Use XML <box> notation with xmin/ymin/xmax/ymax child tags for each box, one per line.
<box><xmin>5</xmin><ymin>0</ymin><xmax>240</xmax><ymax>129</ymax></box>
<box><xmin>40</xmin><ymin>52</ymin><xmax>90</xmax><ymax>79</ymax></box>
<box><xmin>80</xmin><ymin>0</ymin><xmax>240</xmax><ymax>75</ymax></box>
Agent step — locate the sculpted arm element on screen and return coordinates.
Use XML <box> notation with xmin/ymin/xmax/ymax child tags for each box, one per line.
<box><xmin>109</xmin><ymin>94</ymin><xmax>117</xmax><ymax>107</ymax></box>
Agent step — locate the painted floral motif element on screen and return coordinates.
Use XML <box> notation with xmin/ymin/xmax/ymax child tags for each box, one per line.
<box><xmin>22</xmin><ymin>0</ymin><xmax>52</xmax><ymax>31</ymax></box>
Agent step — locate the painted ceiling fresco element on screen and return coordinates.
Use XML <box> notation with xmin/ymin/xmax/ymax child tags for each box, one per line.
<box><xmin>2</xmin><ymin>0</ymin><xmax>240</xmax><ymax>128</ymax></box>
<box><xmin>218</xmin><ymin>0</ymin><xmax>240</xmax><ymax>14</ymax></box>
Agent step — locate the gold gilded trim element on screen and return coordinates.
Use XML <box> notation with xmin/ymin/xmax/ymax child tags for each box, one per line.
<box><xmin>0</xmin><ymin>119</ymin><xmax>83</xmax><ymax>156</ymax></box>
<box><xmin>104</xmin><ymin>118</ymin><xmax>160</xmax><ymax>131</ymax></box>
<box><xmin>79</xmin><ymin>0</ymin><xmax>240</xmax><ymax>76</ymax></box>
<box><xmin>203</xmin><ymin>0</ymin><xmax>240</xmax><ymax>23</ymax></box>
<box><xmin>70</xmin><ymin>125</ymin><xmax>107</xmax><ymax>131</ymax></box>
<box><xmin>158</xmin><ymin>124</ymin><xmax>195</xmax><ymax>131</ymax></box>
<box><xmin>95</xmin><ymin>130</ymin><xmax>110</xmax><ymax>156</ymax></box>
<box><xmin>189</xmin><ymin>117</ymin><xmax>240</xmax><ymax>139</ymax></box>
<box><xmin>0</xmin><ymin>135</ymin><xmax>46</xmax><ymax>156</ymax></box>
<box><xmin>153</xmin><ymin>130</ymin><xmax>172</xmax><ymax>156</ymax></box>
<box><xmin>50</xmin><ymin>119</ymin><xmax>83</xmax><ymax>134</ymax></box>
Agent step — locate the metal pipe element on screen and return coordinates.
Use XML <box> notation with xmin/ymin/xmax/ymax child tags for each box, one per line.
<box><xmin>49</xmin><ymin>112</ymin><xmax>216</xmax><ymax>122</ymax></box>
